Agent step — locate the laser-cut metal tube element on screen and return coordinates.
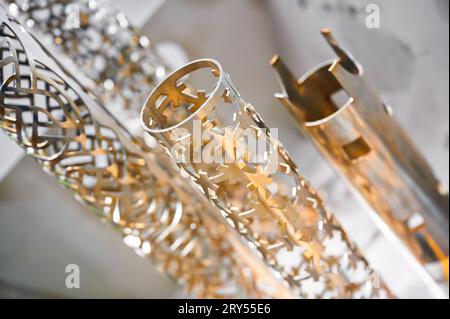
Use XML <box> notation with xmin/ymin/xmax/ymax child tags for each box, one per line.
<box><xmin>142</xmin><ymin>58</ymin><xmax>392</xmax><ymax>298</ymax></box>
<box><xmin>271</xmin><ymin>30</ymin><xmax>449</xmax><ymax>287</ymax></box>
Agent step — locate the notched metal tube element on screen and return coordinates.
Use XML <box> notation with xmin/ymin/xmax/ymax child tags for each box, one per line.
<box><xmin>272</xmin><ymin>29</ymin><xmax>449</xmax><ymax>286</ymax></box>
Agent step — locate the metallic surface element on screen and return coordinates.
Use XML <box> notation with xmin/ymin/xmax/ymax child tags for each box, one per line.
<box><xmin>272</xmin><ymin>30</ymin><xmax>449</xmax><ymax>287</ymax></box>
<box><xmin>0</xmin><ymin>9</ymin><xmax>291</xmax><ymax>298</ymax></box>
<box><xmin>142</xmin><ymin>58</ymin><xmax>392</xmax><ymax>298</ymax></box>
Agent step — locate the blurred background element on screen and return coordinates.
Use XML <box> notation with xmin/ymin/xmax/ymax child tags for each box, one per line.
<box><xmin>0</xmin><ymin>0</ymin><xmax>448</xmax><ymax>298</ymax></box>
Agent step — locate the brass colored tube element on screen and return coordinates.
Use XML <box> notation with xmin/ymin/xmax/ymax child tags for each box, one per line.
<box><xmin>142</xmin><ymin>58</ymin><xmax>392</xmax><ymax>298</ymax></box>
<box><xmin>271</xmin><ymin>30</ymin><xmax>449</xmax><ymax>286</ymax></box>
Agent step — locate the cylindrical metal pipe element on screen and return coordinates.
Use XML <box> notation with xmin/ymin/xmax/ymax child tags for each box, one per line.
<box><xmin>271</xmin><ymin>30</ymin><xmax>449</xmax><ymax>286</ymax></box>
<box><xmin>142</xmin><ymin>58</ymin><xmax>392</xmax><ymax>298</ymax></box>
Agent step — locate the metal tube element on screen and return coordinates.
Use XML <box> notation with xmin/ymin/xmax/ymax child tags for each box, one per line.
<box><xmin>271</xmin><ymin>29</ymin><xmax>449</xmax><ymax>287</ymax></box>
<box><xmin>142</xmin><ymin>58</ymin><xmax>392</xmax><ymax>298</ymax></box>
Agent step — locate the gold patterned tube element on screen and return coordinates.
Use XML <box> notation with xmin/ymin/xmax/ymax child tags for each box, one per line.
<box><xmin>141</xmin><ymin>58</ymin><xmax>392</xmax><ymax>298</ymax></box>
<box><xmin>271</xmin><ymin>30</ymin><xmax>449</xmax><ymax>288</ymax></box>
<box><xmin>0</xmin><ymin>8</ymin><xmax>291</xmax><ymax>298</ymax></box>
